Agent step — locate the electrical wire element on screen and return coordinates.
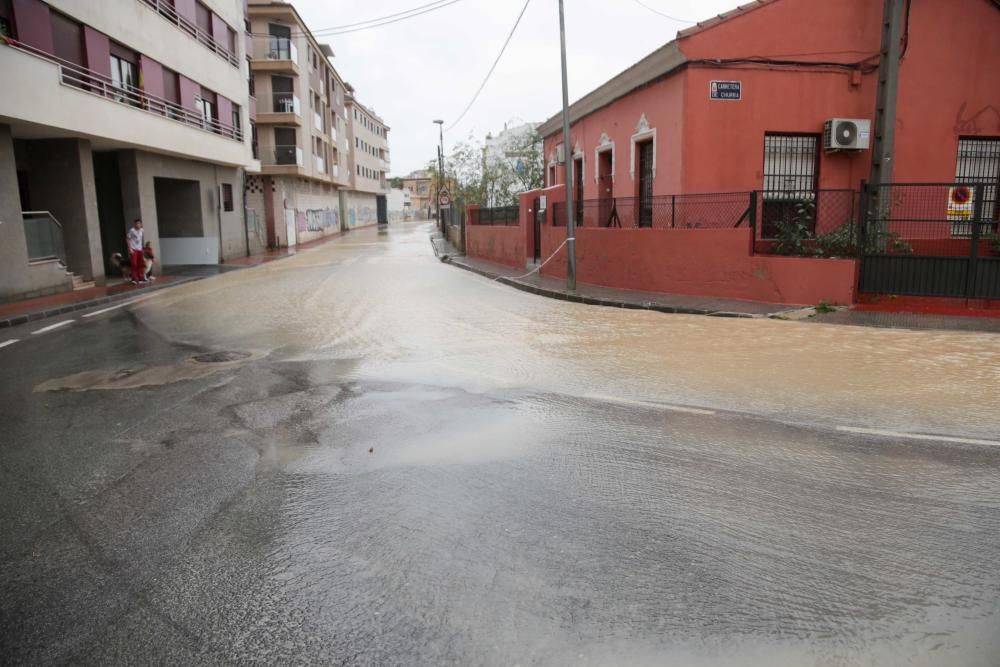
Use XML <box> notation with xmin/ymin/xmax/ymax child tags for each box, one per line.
<box><xmin>251</xmin><ymin>0</ymin><xmax>464</xmax><ymax>38</ymax></box>
<box><xmin>630</xmin><ymin>0</ymin><xmax>695</xmax><ymax>23</ymax></box>
<box><xmin>446</xmin><ymin>0</ymin><xmax>531</xmax><ymax>132</ymax></box>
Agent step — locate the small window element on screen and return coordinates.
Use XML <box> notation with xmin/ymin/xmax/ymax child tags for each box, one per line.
<box><xmin>954</xmin><ymin>137</ymin><xmax>1000</xmax><ymax>234</ymax></box>
<box><xmin>0</xmin><ymin>0</ymin><xmax>14</xmax><ymax>38</ymax></box>
<box><xmin>221</xmin><ymin>183</ymin><xmax>234</xmax><ymax>211</ymax></box>
<box><xmin>761</xmin><ymin>133</ymin><xmax>819</xmax><ymax>238</ymax></box>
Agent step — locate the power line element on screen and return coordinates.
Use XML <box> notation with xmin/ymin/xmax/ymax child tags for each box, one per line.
<box><xmin>250</xmin><ymin>0</ymin><xmax>464</xmax><ymax>38</ymax></box>
<box><xmin>446</xmin><ymin>0</ymin><xmax>532</xmax><ymax>132</ymax></box>
<box><xmin>315</xmin><ymin>0</ymin><xmax>456</xmax><ymax>32</ymax></box>
<box><xmin>630</xmin><ymin>0</ymin><xmax>695</xmax><ymax>23</ymax></box>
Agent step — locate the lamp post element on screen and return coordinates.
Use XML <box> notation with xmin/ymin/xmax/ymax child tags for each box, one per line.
<box><xmin>558</xmin><ymin>0</ymin><xmax>576</xmax><ymax>290</ymax></box>
<box><xmin>433</xmin><ymin>119</ymin><xmax>445</xmax><ymax>234</ymax></box>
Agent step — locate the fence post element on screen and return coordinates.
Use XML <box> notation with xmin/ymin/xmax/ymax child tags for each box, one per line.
<box><xmin>857</xmin><ymin>180</ymin><xmax>868</xmax><ymax>259</ymax></box>
<box><xmin>967</xmin><ymin>183</ymin><xmax>985</xmax><ymax>298</ymax></box>
<box><xmin>748</xmin><ymin>190</ymin><xmax>758</xmax><ymax>256</ymax></box>
<box><xmin>671</xmin><ymin>194</ymin><xmax>676</xmax><ymax>228</ymax></box>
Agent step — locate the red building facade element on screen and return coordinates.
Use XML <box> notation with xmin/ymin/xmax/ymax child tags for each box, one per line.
<box><xmin>540</xmin><ymin>0</ymin><xmax>1000</xmax><ymax>200</ymax></box>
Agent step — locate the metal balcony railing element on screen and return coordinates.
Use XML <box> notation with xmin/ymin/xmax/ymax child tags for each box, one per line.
<box><xmin>2</xmin><ymin>38</ymin><xmax>243</xmax><ymax>141</ymax></box>
<box><xmin>252</xmin><ymin>36</ymin><xmax>298</xmax><ymax>65</ymax></box>
<box><xmin>263</xmin><ymin>145</ymin><xmax>303</xmax><ymax>167</ymax></box>
<box><xmin>23</xmin><ymin>211</ymin><xmax>67</xmax><ymax>264</ymax></box>
<box><xmin>136</xmin><ymin>0</ymin><xmax>239</xmax><ymax>67</ymax></box>
<box><xmin>258</xmin><ymin>92</ymin><xmax>300</xmax><ymax>115</ymax></box>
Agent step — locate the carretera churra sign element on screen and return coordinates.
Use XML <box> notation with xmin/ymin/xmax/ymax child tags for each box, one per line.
<box><xmin>710</xmin><ymin>80</ymin><xmax>742</xmax><ymax>100</ymax></box>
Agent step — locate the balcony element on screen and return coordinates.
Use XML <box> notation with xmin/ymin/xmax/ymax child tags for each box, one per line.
<box><xmin>1</xmin><ymin>39</ymin><xmax>243</xmax><ymax>142</ymax></box>
<box><xmin>137</xmin><ymin>0</ymin><xmax>240</xmax><ymax>67</ymax></box>
<box><xmin>255</xmin><ymin>93</ymin><xmax>301</xmax><ymax>125</ymax></box>
<box><xmin>259</xmin><ymin>144</ymin><xmax>304</xmax><ymax>176</ymax></box>
<box><xmin>251</xmin><ymin>37</ymin><xmax>299</xmax><ymax>74</ymax></box>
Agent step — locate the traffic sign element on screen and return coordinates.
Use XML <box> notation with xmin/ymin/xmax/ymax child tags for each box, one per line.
<box><xmin>439</xmin><ymin>188</ymin><xmax>451</xmax><ymax>210</ymax></box>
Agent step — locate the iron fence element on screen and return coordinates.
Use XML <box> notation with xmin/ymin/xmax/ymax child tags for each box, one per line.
<box><xmin>858</xmin><ymin>182</ymin><xmax>1000</xmax><ymax>298</ymax></box>
<box><xmin>551</xmin><ymin>192</ymin><xmax>754</xmax><ymax>229</ymax></box>
<box><xmin>469</xmin><ymin>205</ymin><xmax>519</xmax><ymax>226</ymax></box>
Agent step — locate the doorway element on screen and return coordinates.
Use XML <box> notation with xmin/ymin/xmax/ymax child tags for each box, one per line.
<box><xmin>93</xmin><ymin>152</ymin><xmax>126</xmax><ymax>274</ymax></box>
<box><xmin>573</xmin><ymin>157</ymin><xmax>584</xmax><ymax>226</ymax></box>
<box><xmin>597</xmin><ymin>149</ymin><xmax>612</xmax><ymax>226</ymax></box>
<box><xmin>636</xmin><ymin>140</ymin><xmax>653</xmax><ymax>227</ymax></box>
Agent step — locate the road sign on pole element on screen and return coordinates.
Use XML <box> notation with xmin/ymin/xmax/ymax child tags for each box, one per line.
<box><xmin>439</xmin><ymin>187</ymin><xmax>451</xmax><ymax>210</ymax></box>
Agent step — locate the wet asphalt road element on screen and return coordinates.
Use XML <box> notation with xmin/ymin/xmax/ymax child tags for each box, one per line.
<box><xmin>1</xmin><ymin>221</ymin><xmax>999</xmax><ymax>666</ymax></box>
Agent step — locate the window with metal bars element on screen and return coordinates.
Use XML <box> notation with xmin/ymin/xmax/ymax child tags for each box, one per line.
<box><xmin>955</xmin><ymin>137</ymin><xmax>1000</xmax><ymax>225</ymax></box>
<box><xmin>761</xmin><ymin>133</ymin><xmax>819</xmax><ymax>238</ymax></box>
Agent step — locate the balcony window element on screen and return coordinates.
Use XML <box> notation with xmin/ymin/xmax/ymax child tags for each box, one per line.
<box><xmin>50</xmin><ymin>11</ymin><xmax>85</xmax><ymax>87</ymax></box>
<box><xmin>0</xmin><ymin>0</ymin><xmax>14</xmax><ymax>38</ymax></box>
<box><xmin>196</xmin><ymin>87</ymin><xmax>218</xmax><ymax>131</ymax></box>
<box><xmin>251</xmin><ymin>121</ymin><xmax>259</xmax><ymax>159</ymax></box>
<box><xmin>227</xmin><ymin>27</ymin><xmax>237</xmax><ymax>56</ymax></box>
<box><xmin>274</xmin><ymin>126</ymin><xmax>297</xmax><ymax>165</ymax></box>
<box><xmin>232</xmin><ymin>104</ymin><xmax>242</xmax><ymax>135</ymax></box>
<box><xmin>110</xmin><ymin>43</ymin><xmax>139</xmax><ymax>106</ymax></box>
<box><xmin>195</xmin><ymin>1</ymin><xmax>212</xmax><ymax>38</ymax></box>
<box><xmin>267</xmin><ymin>24</ymin><xmax>292</xmax><ymax>59</ymax></box>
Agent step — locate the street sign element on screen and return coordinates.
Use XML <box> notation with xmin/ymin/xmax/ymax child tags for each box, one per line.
<box><xmin>947</xmin><ymin>185</ymin><xmax>973</xmax><ymax>220</ymax></box>
<box><xmin>439</xmin><ymin>187</ymin><xmax>451</xmax><ymax>210</ymax></box>
<box><xmin>710</xmin><ymin>80</ymin><xmax>742</xmax><ymax>100</ymax></box>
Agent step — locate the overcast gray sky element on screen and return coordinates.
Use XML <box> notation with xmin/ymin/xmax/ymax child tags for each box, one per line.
<box><xmin>294</xmin><ymin>0</ymin><xmax>741</xmax><ymax>176</ymax></box>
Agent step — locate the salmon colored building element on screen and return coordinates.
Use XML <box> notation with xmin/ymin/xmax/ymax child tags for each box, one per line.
<box><xmin>539</xmin><ymin>0</ymin><xmax>1000</xmax><ymax>201</ymax></box>
<box><xmin>457</xmin><ymin>0</ymin><xmax>1000</xmax><ymax>308</ymax></box>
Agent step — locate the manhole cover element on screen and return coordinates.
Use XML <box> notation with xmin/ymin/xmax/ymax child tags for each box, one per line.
<box><xmin>191</xmin><ymin>351</ymin><xmax>251</xmax><ymax>364</ymax></box>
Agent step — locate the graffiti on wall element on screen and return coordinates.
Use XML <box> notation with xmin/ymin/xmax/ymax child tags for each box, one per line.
<box><xmin>293</xmin><ymin>208</ymin><xmax>340</xmax><ymax>233</ymax></box>
<box><xmin>347</xmin><ymin>206</ymin><xmax>377</xmax><ymax>227</ymax></box>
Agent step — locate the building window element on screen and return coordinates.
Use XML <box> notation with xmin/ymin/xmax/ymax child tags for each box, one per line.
<box><xmin>50</xmin><ymin>11</ymin><xmax>85</xmax><ymax>87</ymax></box>
<box><xmin>0</xmin><ymin>0</ymin><xmax>14</xmax><ymax>38</ymax></box>
<box><xmin>251</xmin><ymin>120</ymin><xmax>258</xmax><ymax>159</ymax></box>
<box><xmin>274</xmin><ymin>126</ymin><xmax>296</xmax><ymax>164</ymax></box>
<box><xmin>231</xmin><ymin>104</ymin><xmax>242</xmax><ymax>135</ymax></box>
<box><xmin>196</xmin><ymin>87</ymin><xmax>217</xmax><ymax>130</ymax></box>
<box><xmin>954</xmin><ymin>137</ymin><xmax>1000</xmax><ymax>235</ymax></box>
<box><xmin>227</xmin><ymin>27</ymin><xmax>237</xmax><ymax>56</ymax></box>
<box><xmin>195</xmin><ymin>1</ymin><xmax>212</xmax><ymax>38</ymax></box>
<box><xmin>221</xmin><ymin>183</ymin><xmax>234</xmax><ymax>211</ymax></box>
<box><xmin>110</xmin><ymin>43</ymin><xmax>139</xmax><ymax>106</ymax></box>
<box><xmin>761</xmin><ymin>133</ymin><xmax>819</xmax><ymax>238</ymax></box>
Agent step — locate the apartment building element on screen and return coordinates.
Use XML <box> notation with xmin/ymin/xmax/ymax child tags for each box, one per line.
<box><xmin>344</xmin><ymin>88</ymin><xmax>390</xmax><ymax>228</ymax></box>
<box><xmin>246</xmin><ymin>0</ymin><xmax>354</xmax><ymax>247</ymax></box>
<box><xmin>0</xmin><ymin>0</ymin><xmax>258</xmax><ymax>302</ymax></box>
<box><xmin>402</xmin><ymin>169</ymin><xmax>433</xmax><ymax>219</ymax></box>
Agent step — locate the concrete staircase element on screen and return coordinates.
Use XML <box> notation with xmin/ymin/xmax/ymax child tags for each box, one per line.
<box><xmin>69</xmin><ymin>271</ymin><xmax>95</xmax><ymax>291</ymax></box>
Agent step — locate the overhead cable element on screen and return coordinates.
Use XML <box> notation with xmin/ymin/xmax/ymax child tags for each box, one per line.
<box><xmin>446</xmin><ymin>0</ymin><xmax>532</xmax><ymax>132</ymax></box>
<box><xmin>630</xmin><ymin>0</ymin><xmax>695</xmax><ymax>23</ymax></box>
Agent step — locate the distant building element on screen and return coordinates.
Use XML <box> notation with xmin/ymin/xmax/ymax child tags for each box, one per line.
<box><xmin>0</xmin><ymin>0</ymin><xmax>257</xmax><ymax>301</ymax></box>
<box><xmin>485</xmin><ymin>120</ymin><xmax>541</xmax><ymax>177</ymax></box>
<box><xmin>403</xmin><ymin>169</ymin><xmax>433</xmax><ymax>218</ymax></box>
<box><xmin>344</xmin><ymin>88</ymin><xmax>390</xmax><ymax>228</ymax></box>
<box><xmin>246</xmin><ymin>0</ymin><xmax>352</xmax><ymax>247</ymax></box>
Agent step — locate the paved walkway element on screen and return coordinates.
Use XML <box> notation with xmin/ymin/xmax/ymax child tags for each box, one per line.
<box><xmin>435</xmin><ymin>236</ymin><xmax>1000</xmax><ymax>333</ymax></box>
<box><xmin>433</xmin><ymin>236</ymin><xmax>795</xmax><ymax>318</ymax></box>
<box><xmin>0</xmin><ymin>231</ymin><xmax>349</xmax><ymax>328</ymax></box>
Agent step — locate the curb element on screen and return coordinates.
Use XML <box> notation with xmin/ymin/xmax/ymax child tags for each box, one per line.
<box><xmin>0</xmin><ymin>276</ymin><xmax>204</xmax><ymax>329</ymax></box>
<box><xmin>440</xmin><ymin>253</ymin><xmax>771</xmax><ymax>319</ymax></box>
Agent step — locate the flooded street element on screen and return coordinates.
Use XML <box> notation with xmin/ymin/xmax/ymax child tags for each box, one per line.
<box><xmin>2</xmin><ymin>221</ymin><xmax>999</xmax><ymax>665</ymax></box>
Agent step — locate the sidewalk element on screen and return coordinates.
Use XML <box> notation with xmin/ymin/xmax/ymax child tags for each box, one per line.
<box><xmin>432</xmin><ymin>235</ymin><xmax>795</xmax><ymax>318</ymax></box>
<box><xmin>433</xmin><ymin>236</ymin><xmax>1000</xmax><ymax>333</ymax></box>
<box><xmin>0</xmin><ymin>231</ymin><xmax>347</xmax><ymax>329</ymax></box>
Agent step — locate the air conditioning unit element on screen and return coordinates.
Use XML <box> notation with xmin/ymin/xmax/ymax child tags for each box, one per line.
<box><xmin>824</xmin><ymin>118</ymin><xmax>871</xmax><ymax>152</ymax></box>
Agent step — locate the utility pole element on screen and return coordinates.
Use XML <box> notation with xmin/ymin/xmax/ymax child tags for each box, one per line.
<box><xmin>869</xmin><ymin>0</ymin><xmax>905</xmax><ymax>190</ymax></box>
<box><xmin>434</xmin><ymin>119</ymin><xmax>445</xmax><ymax>235</ymax></box>
<box><xmin>558</xmin><ymin>0</ymin><xmax>576</xmax><ymax>291</ymax></box>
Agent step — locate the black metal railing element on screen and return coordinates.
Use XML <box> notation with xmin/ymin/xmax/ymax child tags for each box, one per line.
<box><xmin>551</xmin><ymin>192</ymin><xmax>753</xmax><ymax>229</ymax></box>
<box><xmin>470</xmin><ymin>205</ymin><xmax>519</xmax><ymax>226</ymax></box>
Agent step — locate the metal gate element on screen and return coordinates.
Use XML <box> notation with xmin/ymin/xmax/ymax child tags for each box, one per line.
<box><xmin>859</xmin><ymin>183</ymin><xmax>1000</xmax><ymax>298</ymax></box>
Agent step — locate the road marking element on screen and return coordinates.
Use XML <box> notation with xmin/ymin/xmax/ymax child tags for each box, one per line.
<box><xmin>82</xmin><ymin>298</ymin><xmax>144</xmax><ymax>318</ymax></box>
<box><xmin>836</xmin><ymin>426</ymin><xmax>1000</xmax><ymax>447</ymax></box>
<box><xmin>32</xmin><ymin>320</ymin><xmax>74</xmax><ymax>335</ymax></box>
<box><xmin>583</xmin><ymin>393</ymin><xmax>716</xmax><ymax>416</ymax></box>
<box><xmin>0</xmin><ymin>339</ymin><xmax>19</xmax><ymax>349</ymax></box>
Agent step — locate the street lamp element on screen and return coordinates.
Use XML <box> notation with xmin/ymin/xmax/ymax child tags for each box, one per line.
<box><xmin>433</xmin><ymin>119</ymin><xmax>445</xmax><ymax>234</ymax></box>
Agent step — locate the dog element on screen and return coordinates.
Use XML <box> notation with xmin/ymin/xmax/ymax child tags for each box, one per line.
<box><xmin>110</xmin><ymin>252</ymin><xmax>154</xmax><ymax>282</ymax></box>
